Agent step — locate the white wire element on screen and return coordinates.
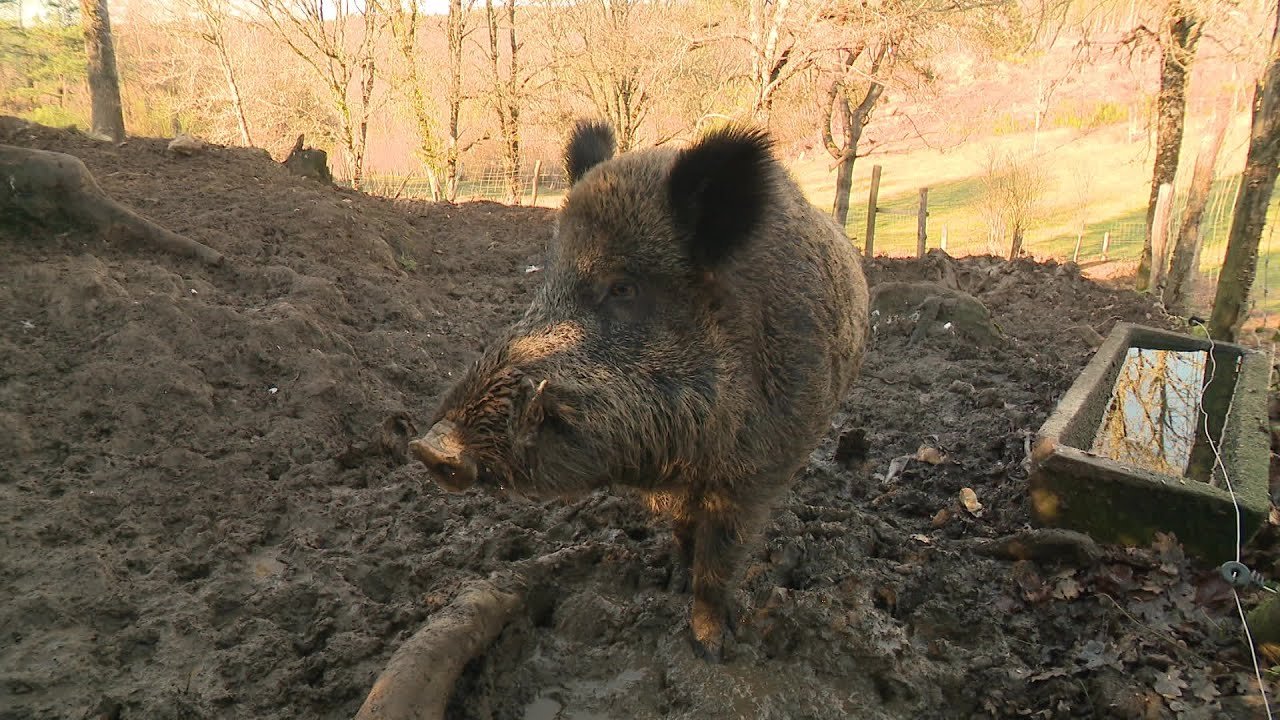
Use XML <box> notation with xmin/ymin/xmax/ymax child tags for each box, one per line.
<box><xmin>1195</xmin><ymin>328</ymin><xmax>1243</xmax><ymax>564</ymax></box>
<box><xmin>1237</xmin><ymin>589</ymin><xmax>1275</xmax><ymax>720</ymax></box>
<box><xmin>1192</xmin><ymin>318</ymin><xmax>1273</xmax><ymax>718</ymax></box>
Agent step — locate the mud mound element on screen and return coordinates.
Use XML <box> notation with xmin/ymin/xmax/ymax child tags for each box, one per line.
<box><xmin>1</xmin><ymin>119</ymin><xmax>1274</xmax><ymax>719</ymax></box>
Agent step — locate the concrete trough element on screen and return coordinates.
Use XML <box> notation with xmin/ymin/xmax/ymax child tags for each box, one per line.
<box><xmin>1029</xmin><ymin>322</ymin><xmax>1271</xmax><ymax>562</ymax></box>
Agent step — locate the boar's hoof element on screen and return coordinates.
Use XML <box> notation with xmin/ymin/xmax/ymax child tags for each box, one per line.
<box><xmin>691</xmin><ymin>634</ymin><xmax>725</xmax><ymax>664</ymax></box>
<box><xmin>408</xmin><ymin>420</ymin><xmax>478</xmax><ymax>492</ymax></box>
<box><xmin>690</xmin><ymin>604</ymin><xmax>737</xmax><ymax>663</ymax></box>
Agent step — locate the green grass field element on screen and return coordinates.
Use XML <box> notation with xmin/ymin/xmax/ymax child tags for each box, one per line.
<box><xmin>787</xmin><ymin>121</ymin><xmax>1280</xmax><ymax>324</ymax></box>
<box><xmin>362</xmin><ymin>119</ymin><xmax>1280</xmax><ymax>325</ymax></box>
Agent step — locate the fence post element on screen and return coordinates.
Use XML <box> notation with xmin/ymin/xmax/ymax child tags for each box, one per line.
<box><xmin>1150</xmin><ymin>182</ymin><xmax>1174</xmax><ymax>289</ymax></box>
<box><xmin>941</xmin><ymin>223</ymin><xmax>948</xmax><ymax>252</ymax></box>
<box><xmin>1101</xmin><ymin>231</ymin><xmax>1111</xmax><ymax>261</ymax></box>
<box><xmin>865</xmin><ymin>164</ymin><xmax>881</xmax><ymax>256</ymax></box>
<box><xmin>916</xmin><ymin>187</ymin><xmax>928</xmax><ymax>258</ymax></box>
<box><xmin>529</xmin><ymin>159</ymin><xmax>542</xmax><ymax>206</ymax></box>
<box><xmin>1072</xmin><ymin>232</ymin><xmax>1083</xmax><ymax>263</ymax></box>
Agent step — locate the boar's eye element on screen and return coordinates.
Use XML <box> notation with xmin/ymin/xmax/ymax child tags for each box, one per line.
<box><xmin>607</xmin><ymin>281</ymin><xmax>637</xmax><ymax>300</ymax></box>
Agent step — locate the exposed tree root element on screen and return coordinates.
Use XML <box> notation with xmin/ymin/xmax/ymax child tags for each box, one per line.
<box><xmin>971</xmin><ymin>528</ymin><xmax>1103</xmax><ymax>567</ymax></box>
<box><xmin>354</xmin><ymin>544</ymin><xmax>600</xmax><ymax>720</ymax></box>
<box><xmin>0</xmin><ymin>144</ymin><xmax>225</xmax><ymax>266</ymax></box>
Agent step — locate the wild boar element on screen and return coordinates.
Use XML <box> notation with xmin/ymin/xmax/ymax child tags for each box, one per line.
<box><xmin>410</xmin><ymin>119</ymin><xmax>869</xmax><ymax>661</ymax></box>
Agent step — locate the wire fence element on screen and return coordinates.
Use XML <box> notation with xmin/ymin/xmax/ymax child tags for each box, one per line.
<box><xmin>358</xmin><ymin>161</ymin><xmax>570</xmax><ymax>206</ymax></box>
<box><xmin>356</xmin><ymin>160</ymin><xmax>1280</xmax><ymax>327</ymax></box>
<box><xmin>844</xmin><ymin>173</ymin><xmax>1280</xmax><ymax>325</ymax></box>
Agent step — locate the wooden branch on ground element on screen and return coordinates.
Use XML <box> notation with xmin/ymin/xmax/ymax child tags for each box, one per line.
<box><xmin>0</xmin><ymin>144</ymin><xmax>225</xmax><ymax>266</ymax></box>
<box><xmin>354</xmin><ymin>544</ymin><xmax>601</xmax><ymax>720</ymax></box>
<box><xmin>355</xmin><ymin>576</ymin><xmax>523</xmax><ymax>720</ymax></box>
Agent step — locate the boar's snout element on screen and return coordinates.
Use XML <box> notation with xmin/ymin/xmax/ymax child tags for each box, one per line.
<box><xmin>409</xmin><ymin>420</ymin><xmax>478</xmax><ymax>492</ymax></box>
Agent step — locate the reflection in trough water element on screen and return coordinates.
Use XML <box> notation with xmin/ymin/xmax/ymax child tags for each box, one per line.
<box><xmin>1091</xmin><ymin>346</ymin><xmax>1241</xmax><ymax>483</ymax></box>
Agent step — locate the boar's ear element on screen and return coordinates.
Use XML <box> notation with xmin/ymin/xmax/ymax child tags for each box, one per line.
<box><xmin>668</xmin><ymin>125</ymin><xmax>774</xmax><ymax>269</ymax></box>
<box><xmin>564</xmin><ymin>120</ymin><xmax>617</xmax><ymax>186</ymax></box>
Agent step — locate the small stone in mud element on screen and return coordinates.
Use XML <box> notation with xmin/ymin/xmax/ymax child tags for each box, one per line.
<box><xmin>948</xmin><ymin>380</ymin><xmax>976</xmax><ymax>396</ymax></box>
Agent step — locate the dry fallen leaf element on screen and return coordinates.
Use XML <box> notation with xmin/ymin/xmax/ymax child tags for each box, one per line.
<box><xmin>931</xmin><ymin>507</ymin><xmax>952</xmax><ymax>528</ymax></box>
<box><xmin>883</xmin><ymin>454</ymin><xmax>913</xmax><ymax>483</ymax></box>
<box><xmin>960</xmin><ymin>487</ymin><xmax>983</xmax><ymax>517</ymax></box>
<box><xmin>910</xmin><ymin>533</ymin><xmax>933</xmax><ymax>544</ymax></box>
<box><xmin>1052</xmin><ymin>574</ymin><xmax>1081</xmax><ymax>601</ymax></box>
<box><xmin>1153</xmin><ymin>668</ymin><xmax>1186</xmax><ymax>699</ymax></box>
<box><xmin>1190</xmin><ymin>676</ymin><xmax>1220</xmax><ymax>703</ymax></box>
<box><xmin>916</xmin><ymin>445</ymin><xmax>947</xmax><ymax>465</ymax></box>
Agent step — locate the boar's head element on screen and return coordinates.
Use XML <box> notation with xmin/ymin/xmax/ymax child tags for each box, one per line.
<box><xmin>410</xmin><ymin>119</ymin><xmax>778</xmax><ymax>498</ymax></box>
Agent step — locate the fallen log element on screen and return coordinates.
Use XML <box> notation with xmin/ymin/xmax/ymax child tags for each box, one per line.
<box><xmin>354</xmin><ymin>544</ymin><xmax>600</xmax><ymax>720</ymax></box>
<box><xmin>0</xmin><ymin>144</ymin><xmax>224</xmax><ymax>266</ymax></box>
<box><xmin>355</xmin><ymin>576</ymin><xmax>523</xmax><ymax>720</ymax></box>
<box><xmin>971</xmin><ymin>528</ymin><xmax>1103</xmax><ymax>567</ymax></box>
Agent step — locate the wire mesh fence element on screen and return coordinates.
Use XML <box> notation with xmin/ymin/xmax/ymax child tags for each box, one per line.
<box><xmin>355</xmin><ymin>158</ymin><xmax>1280</xmax><ymax>327</ymax></box>
<box><xmin>844</xmin><ymin>172</ymin><xmax>1280</xmax><ymax>324</ymax></box>
<box><xmin>357</xmin><ymin>161</ymin><xmax>570</xmax><ymax>206</ymax></box>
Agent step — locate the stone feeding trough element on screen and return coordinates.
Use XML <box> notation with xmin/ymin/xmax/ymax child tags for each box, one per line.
<box><xmin>1029</xmin><ymin>322</ymin><xmax>1271</xmax><ymax>562</ymax></box>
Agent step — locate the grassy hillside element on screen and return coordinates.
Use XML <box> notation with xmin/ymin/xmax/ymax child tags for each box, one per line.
<box><xmin>788</xmin><ymin>119</ymin><xmax>1280</xmax><ymax>323</ymax></box>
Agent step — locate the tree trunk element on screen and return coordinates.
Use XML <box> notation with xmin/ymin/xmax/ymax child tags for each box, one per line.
<box><xmin>832</xmin><ymin>150</ymin><xmax>855</xmax><ymax>230</ymax></box>
<box><xmin>214</xmin><ymin>40</ymin><xmax>252</xmax><ymax>147</ymax></box>
<box><xmin>504</xmin><ymin>0</ymin><xmax>521</xmax><ymax>205</ymax></box>
<box><xmin>1008</xmin><ymin>224</ymin><xmax>1025</xmax><ymax>261</ymax></box>
<box><xmin>446</xmin><ymin>0</ymin><xmax>464</xmax><ymax>201</ymax></box>
<box><xmin>353</xmin><ymin>77</ymin><xmax>371</xmax><ymax>190</ymax></box>
<box><xmin>485</xmin><ymin>0</ymin><xmax>522</xmax><ymax>205</ymax></box>
<box><xmin>1162</xmin><ymin>108</ymin><xmax>1229</xmax><ymax>312</ymax></box>
<box><xmin>1208</xmin><ymin>5</ymin><xmax>1280</xmax><ymax>341</ymax></box>
<box><xmin>1136</xmin><ymin>1</ymin><xmax>1201</xmax><ymax>291</ymax></box>
<box><xmin>2</xmin><ymin>144</ymin><xmax>224</xmax><ymax>265</ymax></box>
<box><xmin>822</xmin><ymin>47</ymin><xmax>884</xmax><ymax>232</ymax></box>
<box><xmin>748</xmin><ymin>0</ymin><xmax>786</xmax><ymax>124</ymax></box>
<box><xmin>386</xmin><ymin>3</ymin><xmax>446</xmax><ymax>192</ymax></box>
<box><xmin>824</xmin><ymin>71</ymin><xmax>856</xmax><ymax>229</ymax></box>
<box><xmin>80</xmin><ymin>0</ymin><xmax>125</xmax><ymax>143</ymax></box>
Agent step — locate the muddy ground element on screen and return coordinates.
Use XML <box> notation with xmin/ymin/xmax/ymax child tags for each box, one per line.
<box><xmin>2</xmin><ymin>118</ymin><xmax>1278</xmax><ymax>719</ymax></box>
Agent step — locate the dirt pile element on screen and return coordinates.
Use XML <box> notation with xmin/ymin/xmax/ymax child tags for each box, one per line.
<box><xmin>1</xmin><ymin>119</ymin><xmax>1275</xmax><ymax>719</ymax></box>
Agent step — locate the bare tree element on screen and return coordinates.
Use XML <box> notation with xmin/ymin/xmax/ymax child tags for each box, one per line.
<box><xmin>251</xmin><ymin>0</ymin><xmax>385</xmax><ymax>189</ymax></box>
<box><xmin>189</xmin><ymin>0</ymin><xmax>253</xmax><ymax>146</ymax></box>
<box><xmin>482</xmin><ymin>0</ymin><xmax>530</xmax><ymax>203</ymax></box>
<box><xmin>444</xmin><ymin>0</ymin><xmax>475</xmax><ymax>200</ymax></box>
<box><xmin>743</xmin><ymin>0</ymin><xmax>831</xmax><ymax>124</ymax></box>
<box><xmin>821</xmin><ymin>43</ymin><xmax>886</xmax><ymax>229</ymax></box>
<box><xmin>1161</xmin><ymin>104</ymin><xmax>1230</xmax><ymax>313</ymax></box>
<box><xmin>543</xmin><ymin>0</ymin><xmax>695</xmax><ymax>152</ymax></box>
<box><xmin>80</xmin><ymin>0</ymin><xmax>125</xmax><ymax>142</ymax></box>
<box><xmin>376</xmin><ymin>0</ymin><xmax>444</xmax><ymax>197</ymax></box>
<box><xmin>816</xmin><ymin>0</ymin><xmax>1015</xmax><ymax>231</ymax></box>
<box><xmin>1209</xmin><ymin>0</ymin><xmax>1280</xmax><ymax>340</ymax></box>
<box><xmin>1135</xmin><ymin>0</ymin><xmax>1202</xmax><ymax>291</ymax></box>
<box><xmin>977</xmin><ymin>149</ymin><xmax>1048</xmax><ymax>261</ymax></box>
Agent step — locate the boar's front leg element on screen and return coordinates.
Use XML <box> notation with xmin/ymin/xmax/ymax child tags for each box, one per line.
<box><xmin>688</xmin><ymin>491</ymin><xmax>775</xmax><ymax>662</ymax></box>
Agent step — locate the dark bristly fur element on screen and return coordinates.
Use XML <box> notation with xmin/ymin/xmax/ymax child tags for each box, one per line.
<box><xmin>414</xmin><ymin>119</ymin><xmax>870</xmax><ymax>662</ymax></box>
<box><xmin>668</xmin><ymin>125</ymin><xmax>774</xmax><ymax>269</ymax></box>
<box><xmin>563</xmin><ymin>120</ymin><xmax>616</xmax><ymax>185</ymax></box>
